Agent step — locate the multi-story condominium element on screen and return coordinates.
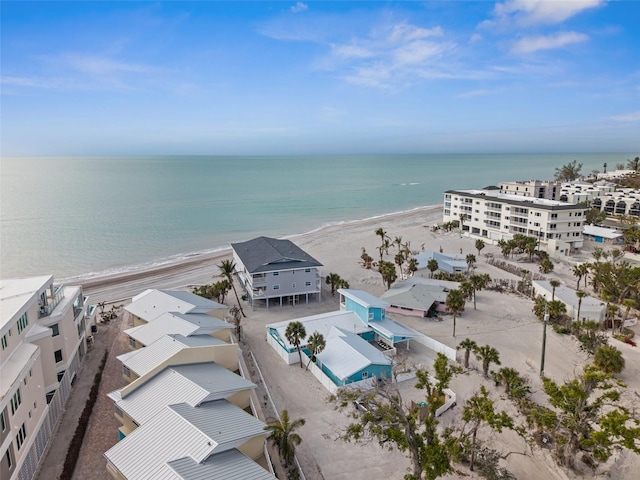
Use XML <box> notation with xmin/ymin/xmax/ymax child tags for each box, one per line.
<box><xmin>232</xmin><ymin>236</ymin><xmax>323</xmax><ymax>308</ymax></box>
<box><xmin>1</xmin><ymin>275</ymin><xmax>95</xmax><ymax>480</ymax></box>
<box><xmin>556</xmin><ymin>181</ymin><xmax>640</xmax><ymax>217</ymax></box>
<box><xmin>498</xmin><ymin>179</ymin><xmax>562</xmax><ymax>200</ymax></box>
<box><xmin>443</xmin><ymin>188</ymin><xmax>587</xmax><ymax>256</ymax></box>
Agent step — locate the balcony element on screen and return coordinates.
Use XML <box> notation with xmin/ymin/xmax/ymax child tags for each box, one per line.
<box><xmin>39</xmin><ymin>284</ymin><xmax>65</xmax><ymax>318</ymax></box>
<box><xmin>251</xmin><ymin>274</ymin><xmax>267</xmax><ymax>286</ymax></box>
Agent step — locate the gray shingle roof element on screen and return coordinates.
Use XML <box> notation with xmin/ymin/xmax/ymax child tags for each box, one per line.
<box><xmin>231</xmin><ymin>236</ymin><xmax>322</xmax><ymax>274</ymax></box>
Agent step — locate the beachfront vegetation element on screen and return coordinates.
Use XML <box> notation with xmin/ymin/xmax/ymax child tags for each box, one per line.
<box><xmin>445</xmin><ymin>288</ymin><xmax>465</xmax><ymax>338</ymax></box>
<box><xmin>192</xmin><ymin>279</ymin><xmax>231</xmax><ymax>303</ymax></box>
<box><xmin>306</xmin><ymin>331</ymin><xmax>326</xmax><ymax>370</ymax></box>
<box><xmin>593</xmin><ymin>344</ymin><xmax>625</xmax><ymax>375</ymax></box>
<box><xmin>584</xmin><ymin>208</ymin><xmax>607</xmax><ymax>226</ymax></box>
<box><xmin>377</xmin><ymin>260</ymin><xmax>397</xmax><ymax>289</ymax></box>
<box><xmin>217</xmin><ymin>259</ymin><xmax>246</xmax><ymax>317</ymax></box>
<box><xmin>285</xmin><ymin>321</ymin><xmax>306</xmax><ymax>368</ymax></box>
<box><xmin>325</xmin><ymin>272</ymin><xmax>349</xmax><ymax>296</ymax></box>
<box><xmin>554</xmin><ymin>160</ymin><xmax>583</xmax><ymax>182</ymax></box>
<box><xmin>475</xmin><ymin>239</ymin><xmax>485</xmax><ymax>257</ymax></box>
<box><xmin>264</xmin><ymin>409</ymin><xmax>306</xmax><ymax>469</ymax></box>
<box><xmin>457</xmin><ymin>338</ymin><xmax>477</xmax><ymax>369</ymax></box>
<box><xmin>360</xmin><ymin>247</ymin><xmax>374</xmax><ymax>269</ymax></box>
<box><xmin>473</xmin><ymin>345</ymin><xmax>501</xmax><ymax>379</ymax></box>
<box><xmin>469</xmin><ymin>274</ymin><xmax>491</xmax><ymax>310</ymax></box>
<box><xmin>427</xmin><ymin>258</ymin><xmax>439</xmax><ymax>278</ymax></box>
<box><xmin>539</xmin><ymin>257</ymin><xmax>554</xmax><ymax>274</ymax></box>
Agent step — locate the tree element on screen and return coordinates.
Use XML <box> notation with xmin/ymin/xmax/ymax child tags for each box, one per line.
<box><xmin>377</xmin><ymin>260</ymin><xmax>397</xmax><ymax>289</ymax></box>
<box><xmin>457</xmin><ymin>338</ymin><xmax>477</xmax><ymax>369</ymax></box>
<box><xmin>585</xmin><ymin>208</ymin><xmax>607</xmax><ymax>225</ymax></box>
<box><xmin>469</xmin><ymin>274</ymin><xmax>490</xmax><ymax>310</ymax></box>
<box><xmin>217</xmin><ymin>259</ymin><xmax>246</xmax><ymax>317</ymax></box>
<box><xmin>332</xmin><ymin>354</ymin><xmax>461</xmax><ymax>480</ymax></box>
<box><xmin>460</xmin><ymin>386</ymin><xmax>514</xmax><ymax>472</ymax></box>
<box><xmin>326</xmin><ymin>272</ymin><xmax>349</xmax><ymax>296</ymax></box>
<box><xmin>285</xmin><ymin>321</ymin><xmax>307</xmax><ymax>368</ymax></box>
<box><xmin>395</xmin><ymin>252</ymin><xmax>406</xmax><ymax>278</ymax></box>
<box><xmin>360</xmin><ymin>248</ymin><xmax>374</xmax><ymax>269</ymax></box>
<box><xmin>539</xmin><ymin>257</ymin><xmax>554</xmax><ymax>274</ymax></box>
<box><xmin>475</xmin><ymin>239</ymin><xmax>485</xmax><ymax>257</ymax></box>
<box><xmin>405</xmin><ymin>257</ymin><xmax>419</xmax><ymax>277</ymax></box>
<box><xmin>229</xmin><ymin>304</ymin><xmax>242</xmax><ymax>341</ymax></box>
<box><xmin>549</xmin><ymin>279</ymin><xmax>560</xmax><ymax>301</ymax></box>
<box><xmin>427</xmin><ymin>258</ymin><xmax>439</xmax><ymax>278</ymax></box>
<box><xmin>306</xmin><ymin>331</ymin><xmax>326</xmax><ymax>370</ymax></box>
<box><xmin>554</xmin><ymin>160</ymin><xmax>583</xmax><ymax>182</ymax></box>
<box><xmin>264</xmin><ymin>409</ymin><xmax>306</xmax><ymax>467</ymax></box>
<box><xmin>575</xmin><ymin>320</ymin><xmax>608</xmax><ymax>355</ymax></box>
<box><xmin>445</xmin><ymin>289</ymin><xmax>466</xmax><ymax>338</ymax></box>
<box><xmin>466</xmin><ymin>253</ymin><xmax>476</xmax><ymax>273</ymax></box>
<box><xmin>575</xmin><ymin>290</ymin><xmax>587</xmax><ymax>322</ymax></box>
<box><xmin>542</xmin><ymin>365</ymin><xmax>640</xmax><ymax>468</ymax></box>
<box><xmin>573</xmin><ymin>264</ymin><xmax>589</xmax><ymax>289</ymax></box>
<box><xmin>474</xmin><ymin>344</ymin><xmax>501</xmax><ymax>379</ymax></box>
<box><xmin>627</xmin><ymin>156</ymin><xmax>640</xmax><ymax>172</ymax></box>
<box><xmin>593</xmin><ymin>344</ymin><xmax>625</xmax><ymax>375</ymax></box>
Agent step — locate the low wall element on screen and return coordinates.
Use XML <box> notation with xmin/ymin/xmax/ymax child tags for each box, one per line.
<box><xmin>404</xmin><ymin>326</ymin><xmax>457</xmax><ymax>361</ymax></box>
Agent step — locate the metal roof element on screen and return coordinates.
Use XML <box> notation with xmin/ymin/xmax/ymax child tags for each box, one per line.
<box><xmin>380</xmin><ymin>283</ymin><xmax>450</xmax><ymax>311</ymax></box>
<box><xmin>315</xmin><ymin>326</ymin><xmax>390</xmax><ymax>381</ymax></box>
<box><xmin>266</xmin><ymin>310</ymin><xmax>369</xmax><ymax>350</ymax></box>
<box><xmin>165</xmin><ymin>450</ymin><xmax>275</xmax><ymax>480</ymax></box>
<box><xmin>533</xmin><ymin>281</ymin><xmax>606</xmax><ymax>312</ymax></box>
<box><xmin>118</xmin><ymin>334</ymin><xmax>226</xmax><ymax>377</ymax></box>
<box><xmin>231</xmin><ymin>236</ymin><xmax>322</xmax><ymax>274</ymax></box>
<box><xmin>126</xmin><ymin>289</ymin><xmax>225</xmax><ymax>322</ymax></box>
<box><xmin>370</xmin><ymin>318</ymin><xmax>417</xmax><ymax>339</ymax></box>
<box><xmin>582</xmin><ymin>225</ymin><xmax>623</xmax><ymax>239</ymax></box>
<box><xmin>110</xmin><ymin>363</ymin><xmax>255</xmax><ymax>425</ymax></box>
<box><xmin>124</xmin><ymin>312</ymin><xmax>231</xmax><ymax>347</ymax></box>
<box><xmin>104</xmin><ymin>401</ymin><xmax>267</xmax><ymax>480</ymax></box>
<box><xmin>337</xmin><ymin>289</ymin><xmax>389</xmax><ymax>309</ymax></box>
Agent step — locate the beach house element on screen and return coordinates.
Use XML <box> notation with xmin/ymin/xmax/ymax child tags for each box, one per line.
<box><xmin>443</xmin><ymin>187</ymin><xmax>587</xmax><ymax>257</ymax></box>
<box><xmin>380</xmin><ymin>278</ymin><xmax>458</xmax><ymax>318</ymax></box>
<box><xmin>231</xmin><ymin>236</ymin><xmax>323</xmax><ymax>308</ymax></box>
<box><xmin>532</xmin><ymin>281</ymin><xmax>606</xmax><ymax>322</ymax></box>
<box><xmin>1</xmin><ymin>276</ymin><xmax>96</xmax><ymax>480</ymax></box>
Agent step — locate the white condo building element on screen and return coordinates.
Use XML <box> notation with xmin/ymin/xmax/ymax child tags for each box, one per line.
<box><xmin>443</xmin><ymin>188</ymin><xmax>588</xmax><ymax>256</ymax></box>
<box><xmin>1</xmin><ymin>276</ymin><xmax>95</xmax><ymax>480</ymax></box>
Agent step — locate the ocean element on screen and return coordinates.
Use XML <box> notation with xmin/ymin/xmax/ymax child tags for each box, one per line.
<box><xmin>0</xmin><ymin>153</ymin><xmax>630</xmax><ymax>281</ymax></box>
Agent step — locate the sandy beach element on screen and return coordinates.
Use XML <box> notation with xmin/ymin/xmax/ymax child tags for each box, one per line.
<box><xmin>76</xmin><ymin>205</ymin><xmax>640</xmax><ymax>480</ymax></box>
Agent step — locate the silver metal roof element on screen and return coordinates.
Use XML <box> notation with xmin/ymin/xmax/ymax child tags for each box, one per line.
<box><xmin>125</xmin><ymin>289</ymin><xmax>225</xmax><ymax>322</ymax></box>
<box><xmin>104</xmin><ymin>401</ymin><xmax>268</xmax><ymax>480</ymax></box>
<box><xmin>166</xmin><ymin>450</ymin><xmax>275</xmax><ymax>480</ymax></box>
<box><xmin>124</xmin><ymin>312</ymin><xmax>231</xmax><ymax>346</ymax></box>
<box><xmin>113</xmin><ymin>363</ymin><xmax>255</xmax><ymax>425</ymax></box>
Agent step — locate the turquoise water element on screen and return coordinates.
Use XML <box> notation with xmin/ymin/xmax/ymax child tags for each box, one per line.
<box><xmin>0</xmin><ymin>154</ymin><xmax>629</xmax><ymax>280</ymax></box>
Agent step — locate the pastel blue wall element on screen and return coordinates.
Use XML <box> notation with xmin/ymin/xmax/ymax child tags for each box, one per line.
<box><xmin>344</xmin><ymin>297</ymin><xmax>386</xmax><ymax>324</ymax></box>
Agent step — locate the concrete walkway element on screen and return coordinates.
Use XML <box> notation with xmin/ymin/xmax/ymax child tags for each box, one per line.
<box><xmin>35</xmin><ymin>312</ymin><xmax>124</xmax><ymax>480</ymax></box>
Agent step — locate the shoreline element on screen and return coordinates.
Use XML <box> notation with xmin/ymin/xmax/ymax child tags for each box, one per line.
<box><xmin>80</xmin><ymin>204</ymin><xmax>443</xmax><ymax>303</ymax></box>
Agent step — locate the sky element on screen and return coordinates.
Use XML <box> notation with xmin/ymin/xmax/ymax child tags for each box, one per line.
<box><xmin>1</xmin><ymin>0</ymin><xmax>639</xmax><ymax>156</ymax></box>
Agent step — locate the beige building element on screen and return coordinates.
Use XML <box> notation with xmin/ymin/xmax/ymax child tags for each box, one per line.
<box><xmin>443</xmin><ymin>188</ymin><xmax>587</xmax><ymax>256</ymax></box>
<box><xmin>1</xmin><ymin>276</ymin><xmax>95</xmax><ymax>480</ymax></box>
<box><xmin>498</xmin><ymin>179</ymin><xmax>562</xmax><ymax>200</ymax></box>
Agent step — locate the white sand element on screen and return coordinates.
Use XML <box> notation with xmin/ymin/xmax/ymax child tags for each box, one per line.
<box><xmin>83</xmin><ymin>205</ymin><xmax>640</xmax><ymax>480</ymax></box>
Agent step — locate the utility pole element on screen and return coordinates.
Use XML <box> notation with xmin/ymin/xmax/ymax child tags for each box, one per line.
<box><xmin>540</xmin><ymin>305</ymin><xmax>550</xmax><ymax>377</ymax></box>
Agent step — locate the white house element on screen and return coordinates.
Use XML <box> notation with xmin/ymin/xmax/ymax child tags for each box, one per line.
<box><xmin>532</xmin><ymin>281</ymin><xmax>606</xmax><ymax>322</ymax></box>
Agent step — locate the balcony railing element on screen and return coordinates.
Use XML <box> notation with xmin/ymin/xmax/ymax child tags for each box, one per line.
<box><xmin>39</xmin><ymin>284</ymin><xmax>65</xmax><ymax>317</ymax></box>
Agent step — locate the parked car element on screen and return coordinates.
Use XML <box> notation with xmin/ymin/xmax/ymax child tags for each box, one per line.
<box><xmin>353</xmin><ymin>397</ymin><xmax>381</xmax><ymax>421</ymax></box>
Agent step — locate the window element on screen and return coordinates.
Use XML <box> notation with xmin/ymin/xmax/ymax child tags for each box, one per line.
<box><xmin>50</xmin><ymin>324</ymin><xmax>60</xmax><ymax>337</ymax></box>
<box><xmin>17</xmin><ymin>313</ymin><xmax>28</xmax><ymax>334</ymax></box>
<box><xmin>5</xmin><ymin>449</ymin><xmax>12</xmax><ymax>469</ymax></box>
<box><xmin>10</xmin><ymin>389</ymin><xmax>21</xmax><ymax>415</ymax></box>
<box><xmin>368</xmin><ymin>312</ymin><xmax>374</xmax><ymax>320</ymax></box>
<box><xmin>305</xmin><ymin>281</ymin><xmax>311</xmax><ymax>286</ymax></box>
<box><xmin>551</xmin><ymin>213</ymin><xmax>558</xmax><ymax>219</ymax></box>
<box><xmin>57</xmin><ymin>371</ymin><xmax>65</xmax><ymax>382</ymax></box>
<box><xmin>1</xmin><ymin>335</ymin><xmax>7</xmax><ymax>350</ymax></box>
<box><xmin>46</xmin><ymin>392</ymin><xmax>55</xmax><ymax>404</ymax></box>
<box><xmin>273</xmin><ymin>285</ymin><xmax>280</xmax><ymax>290</ymax></box>
<box><xmin>54</xmin><ymin>349</ymin><xmax>63</xmax><ymax>363</ymax></box>
<box><xmin>16</xmin><ymin>423</ymin><xmax>26</xmax><ymax>450</ymax></box>
<box><xmin>292</xmin><ymin>283</ymin><xmax>296</xmax><ymax>289</ymax></box>
<box><xmin>1</xmin><ymin>410</ymin><xmax>6</xmax><ymax>431</ymax></box>
<box><xmin>362</xmin><ymin>372</ymin><xmax>369</xmax><ymax>379</ymax></box>
<box><xmin>305</xmin><ymin>268</ymin><xmax>311</xmax><ymax>273</ymax></box>
<box><xmin>272</xmin><ymin>272</ymin><xmax>279</xmax><ymax>276</ymax></box>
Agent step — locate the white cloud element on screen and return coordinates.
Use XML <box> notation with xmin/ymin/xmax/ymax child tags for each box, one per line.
<box><xmin>331</xmin><ymin>44</ymin><xmax>374</xmax><ymax>59</ymax></box>
<box><xmin>387</xmin><ymin>23</ymin><xmax>443</xmax><ymax>43</ymax></box>
<box><xmin>488</xmin><ymin>0</ymin><xmax>605</xmax><ymax>27</ymax></box>
<box><xmin>609</xmin><ymin>111</ymin><xmax>640</xmax><ymax>122</ymax></box>
<box><xmin>291</xmin><ymin>2</ymin><xmax>308</xmax><ymax>14</ymax></box>
<box><xmin>511</xmin><ymin>31</ymin><xmax>588</xmax><ymax>54</ymax></box>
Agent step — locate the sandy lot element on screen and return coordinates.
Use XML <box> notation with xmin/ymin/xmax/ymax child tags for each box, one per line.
<box><xmin>80</xmin><ymin>206</ymin><xmax>640</xmax><ymax>480</ymax></box>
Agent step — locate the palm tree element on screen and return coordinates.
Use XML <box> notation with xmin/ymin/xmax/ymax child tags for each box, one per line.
<box><xmin>405</xmin><ymin>257</ymin><xmax>418</xmax><ymax>277</ymax></box>
<box><xmin>622</xmin><ymin>298</ymin><xmax>637</xmax><ymax>325</ymax></box>
<box><xmin>217</xmin><ymin>259</ymin><xmax>246</xmax><ymax>317</ymax></box>
<box><xmin>573</xmin><ymin>264</ymin><xmax>588</xmax><ymax>289</ymax></box>
<box><xmin>469</xmin><ymin>274</ymin><xmax>488</xmax><ymax>310</ymax></box>
<box><xmin>466</xmin><ymin>253</ymin><xmax>476</xmax><ymax>273</ymax></box>
<box><xmin>549</xmin><ymin>280</ymin><xmax>560</xmax><ymax>301</ymax></box>
<box><xmin>305</xmin><ymin>331</ymin><xmax>326</xmax><ymax>370</ymax></box>
<box><xmin>474</xmin><ymin>344</ymin><xmax>501</xmax><ymax>379</ymax></box>
<box><xmin>446</xmin><ymin>288</ymin><xmax>466</xmax><ymax>338</ymax></box>
<box><xmin>394</xmin><ymin>236</ymin><xmax>403</xmax><ymax>252</ymax></box>
<box><xmin>575</xmin><ymin>290</ymin><xmax>587</xmax><ymax>322</ymax></box>
<box><xmin>285</xmin><ymin>321</ymin><xmax>307</xmax><ymax>368</ymax></box>
<box><xmin>264</xmin><ymin>409</ymin><xmax>306</xmax><ymax>467</ymax></box>
<box><xmin>325</xmin><ymin>272</ymin><xmax>342</xmax><ymax>296</ymax></box>
<box><xmin>394</xmin><ymin>252</ymin><xmax>405</xmax><ymax>278</ymax></box>
<box><xmin>458</xmin><ymin>338</ymin><xmax>477</xmax><ymax>369</ymax></box>
<box><xmin>427</xmin><ymin>258</ymin><xmax>439</xmax><ymax>278</ymax></box>
<box><xmin>475</xmin><ymin>239</ymin><xmax>485</xmax><ymax>257</ymax></box>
